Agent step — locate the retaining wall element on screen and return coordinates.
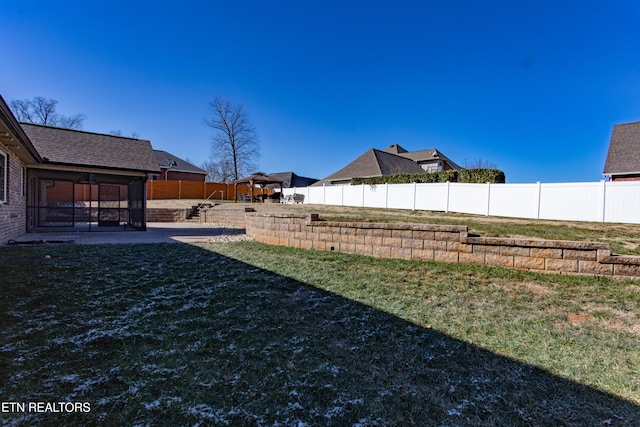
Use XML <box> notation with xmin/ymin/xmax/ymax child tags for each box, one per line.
<box><xmin>244</xmin><ymin>212</ymin><xmax>640</xmax><ymax>279</ymax></box>
<box><xmin>200</xmin><ymin>207</ymin><xmax>247</xmax><ymax>228</ymax></box>
<box><xmin>146</xmin><ymin>208</ymin><xmax>191</xmax><ymax>222</ymax></box>
<box><xmin>146</xmin><ymin>206</ymin><xmax>251</xmax><ymax>227</ymax></box>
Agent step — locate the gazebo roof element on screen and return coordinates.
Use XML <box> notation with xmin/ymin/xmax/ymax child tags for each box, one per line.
<box><xmin>234</xmin><ymin>172</ymin><xmax>284</xmax><ymax>185</ymax></box>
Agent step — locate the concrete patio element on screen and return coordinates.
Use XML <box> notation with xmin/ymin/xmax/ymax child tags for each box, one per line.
<box><xmin>5</xmin><ymin>222</ymin><xmax>249</xmax><ymax>245</ymax></box>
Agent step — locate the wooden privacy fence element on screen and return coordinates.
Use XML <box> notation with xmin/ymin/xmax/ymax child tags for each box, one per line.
<box><xmin>146</xmin><ymin>180</ymin><xmax>274</xmax><ymax>201</ymax></box>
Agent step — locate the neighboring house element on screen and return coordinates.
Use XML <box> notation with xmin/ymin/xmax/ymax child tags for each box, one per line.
<box><xmin>382</xmin><ymin>144</ymin><xmax>461</xmax><ymax>173</ymax></box>
<box><xmin>266</xmin><ymin>172</ymin><xmax>319</xmax><ymax>188</ymax></box>
<box><xmin>0</xmin><ymin>96</ymin><xmax>42</xmax><ymax>242</ymax></box>
<box><xmin>319</xmin><ymin>144</ymin><xmax>461</xmax><ymax>185</ymax></box>
<box><xmin>152</xmin><ymin>149</ymin><xmax>207</xmax><ymax>182</ymax></box>
<box><xmin>603</xmin><ymin>121</ymin><xmax>640</xmax><ymax>181</ymax></box>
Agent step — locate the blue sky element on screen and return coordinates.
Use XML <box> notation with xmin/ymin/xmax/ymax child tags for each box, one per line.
<box><xmin>2</xmin><ymin>1</ymin><xmax>639</xmax><ymax>183</ymax></box>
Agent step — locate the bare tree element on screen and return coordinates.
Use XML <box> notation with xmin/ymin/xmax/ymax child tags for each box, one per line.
<box><xmin>109</xmin><ymin>130</ymin><xmax>141</xmax><ymax>138</ymax></box>
<box><xmin>201</xmin><ymin>159</ymin><xmax>235</xmax><ymax>183</ymax></box>
<box><xmin>10</xmin><ymin>97</ymin><xmax>87</xmax><ymax>130</ymax></box>
<box><xmin>57</xmin><ymin>113</ymin><xmax>87</xmax><ymax>130</ymax></box>
<box><xmin>204</xmin><ymin>97</ymin><xmax>260</xmax><ymax>181</ymax></box>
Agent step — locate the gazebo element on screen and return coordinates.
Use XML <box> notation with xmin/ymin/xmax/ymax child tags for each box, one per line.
<box><xmin>233</xmin><ymin>172</ymin><xmax>284</xmax><ymax>203</ymax></box>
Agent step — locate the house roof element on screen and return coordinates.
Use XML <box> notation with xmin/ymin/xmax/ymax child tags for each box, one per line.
<box><xmin>153</xmin><ymin>150</ymin><xmax>206</xmax><ymax>175</ymax></box>
<box><xmin>603</xmin><ymin>121</ymin><xmax>640</xmax><ymax>176</ymax></box>
<box><xmin>266</xmin><ymin>172</ymin><xmax>319</xmax><ymax>188</ymax></box>
<box><xmin>0</xmin><ymin>95</ymin><xmax>41</xmax><ymax>164</ymax></box>
<box><xmin>322</xmin><ymin>148</ymin><xmax>425</xmax><ymax>183</ymax></box>
<box><xmin>21</xmin><ymin>123</ymin><xmax>160</xmax><ymax>174</ymax></box>
<box><xmin>386</xmin><ymin>145</ymin><xmax>462</xmax><ymax>170</ymax></box>
<box><xmin>382</xmin><ymin>143</ymin><xmax>409</xmax><ymax>154</ymax></box>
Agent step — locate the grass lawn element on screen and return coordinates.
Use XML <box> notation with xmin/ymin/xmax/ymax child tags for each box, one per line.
<box><xmin>1</xmin><ymin>241</ymin><xmax>639</xmax><ymax>426</ymax></box>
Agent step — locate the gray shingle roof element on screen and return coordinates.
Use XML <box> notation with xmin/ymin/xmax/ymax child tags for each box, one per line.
<box><xmin>323</xmin><ymin>148</ymin><xmax>425</xmax><ymax>183</ymax></box>
<box><xmin>394</xmin><ymin>147</ymin><xmax>462</xmax><ymax>170</ymax></box>
<box><xmin>0</xmin><ymin>96</ymin><xmax>41</xmax><ymax>164</ymax></box>
<box><xmin>21</xmin><ymin>123</ymin><xmax>160</xmax><ymax>173</ymax></box>
<box><xmin>266</xmin><ymin>172</ymin><xmax>319</xmax><ymax>188</ymax></box>
<box><xmin>153</xmin><ymin>150</ymin><xmax>206</xmax><ymax>174</ymax></box>
<box><xmin>382</xmin><ymin>144</ymin><xmax>409</xmax><ymax>154</ymax></box>
<box><xmin>603</xmin><ymin>122</ymin><xmax>640</xmax><ymax>176</ymax></box>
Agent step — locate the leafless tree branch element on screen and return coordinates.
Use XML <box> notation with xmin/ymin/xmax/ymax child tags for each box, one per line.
<box><xmin>9</xmin><ymin>97</ymin><xmax>86</xmax><ymax>130</ymax></box>
<box><xmin>204</xmin><ymin>97</ymin><xmax>260</xmax><ymax>181</ymax></box>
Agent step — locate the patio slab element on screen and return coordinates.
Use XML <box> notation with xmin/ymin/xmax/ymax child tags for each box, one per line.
<box><xmin>5</xmin><ymin>223</ymin><xmax>250</xmax><ymax>245</ymax></box>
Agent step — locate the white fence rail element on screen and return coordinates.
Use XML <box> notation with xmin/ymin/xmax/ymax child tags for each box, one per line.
<box><xmin>282</xmin><ymin>181</ymin><xmax>640</xmax><ymax>224</ymax></box>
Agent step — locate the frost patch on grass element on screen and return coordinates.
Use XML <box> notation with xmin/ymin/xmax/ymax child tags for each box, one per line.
<box><xmin>216</xmin><ymin>307</ymin><xmax>236</xmax><ymax>317</ymax></box>
<box><xmin>59</xmin><ymin>373</ymin><xmax>79</xmax><ymax>383</ymax></box>
<box><xmin>143</xmin><ymin>396</ymin><xmax>182</xmax><ymax>411</ymax></box>
<box><xmin>0</xmin><ymin>343</ymin><xmax>18</xmax><ymax>352</ymax></box>
<box><xmin>72</xmin><ymin>376</ymin><xmax>107</xmax><ymax>394</ymax></box>
<box><xmin>188</xmin><ymin>404</ymin><xmax>229</xmax><ymax>423</ymax></box>
<box><xmin>324</xmin><ymin>397</ymin><xmax>364</xmax><ymax>420</ymax></box>
<box><xmin>447</xmin><ymin>408</ymin><xmax>462</xmax><ymax>416</ymax></box>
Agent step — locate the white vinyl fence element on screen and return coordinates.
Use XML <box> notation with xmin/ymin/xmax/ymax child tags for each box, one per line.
<box><xmin>282</xmin><ymin>181</ymin><xmax>640</xmax><ymax>224</ymax></box>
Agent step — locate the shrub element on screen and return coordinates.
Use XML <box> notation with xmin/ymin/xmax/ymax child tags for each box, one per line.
<box><xmin>458</xmin><ymin>168</ymin><xmax>506</xmax><ymax>183</ymax></box>
<box><xmin>350</xmin><ymin>169</ymin><xmax>505</xmax><ymax>185</ymax></box>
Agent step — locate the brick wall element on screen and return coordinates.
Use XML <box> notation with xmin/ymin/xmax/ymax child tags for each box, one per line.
<box><xmin>162</xmin><ymin>170</ymin><xmax>206</xmax><ymax>182</ymax></box>
<box><xmin>243</xmin><ymin>212</ymin><xmax>640</xmax><ymax>279</ymax></box>
<box><xmin>0</xmin><ymin>147</ymin><xmax>26</xmax><ymax>242</ymax></box>
<box><xmin>611</xmin><ymin>175</ymin><xmax>640</xmax><ymax>182</ymax></box>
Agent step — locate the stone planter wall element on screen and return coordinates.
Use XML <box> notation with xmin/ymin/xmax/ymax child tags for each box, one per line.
<box><xmin>244</xmin><ymin>212</ymin><xmax>640</xmax><ymax>279</ymax></box>
<box><xmin>199</xmin><ymin>206</ymin><xmax>249</xmax><ymax>228</ymax></box>
<box><xmin>146</xmin><ymin>208</ymin><xmax>190</xmax><ymax>222</ymax></box>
